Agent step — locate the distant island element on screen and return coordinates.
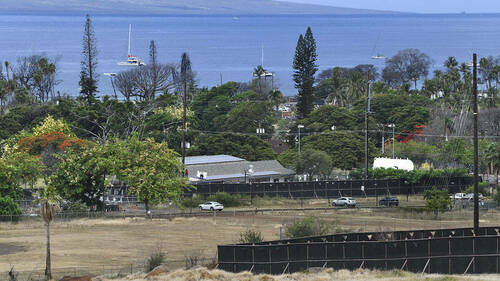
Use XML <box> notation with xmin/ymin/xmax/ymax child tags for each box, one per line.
<box><xmin>0</xmin><ymin>0</ymin><xmax>397</xmax><ymax>15</ymax></box>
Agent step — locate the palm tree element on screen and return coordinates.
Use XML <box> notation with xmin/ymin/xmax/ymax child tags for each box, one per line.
<box><xmin>4</xmin><ymin>61</ymin><xmax>10</xmax><ymax>80</ymax></box>
<box><xmin>444</xmin><ymin>56</ymin><xmax>458</xmax><ymax>71</ymax></box>
<box><xmin>38</xmin><ymin>186</ymin><xmax>61</xmax><ymax>281</ymax></box>
<box><xmin>253</xmin><ymin>65</ymin><xmax>266</xmax><ymax>94</ymax></box>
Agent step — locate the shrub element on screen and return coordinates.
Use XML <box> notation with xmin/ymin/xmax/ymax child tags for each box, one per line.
<box><xmin>239</xmin><ymin>229</ymin><xmax>264</xmax><ymax>244</ymax></box>
<box><xmin>61</xmin><ymin>201</ymin><xmax>88</xmax><ymax>212</ymax></box>
<box><xmin>0</xmin><ymin>196</ymin><xmax>22</xmax><ymax>222</ymax></box>
<box><xmin>207</xmin><ymin>192</ymin><xmax>243</xmax><ymax>207</ymax></box>
<box><xmin>184</xmin><ymin>255</ymin><xmax>201</xmax><ymax>269</ymax></box>
<box><xmin>424</xmin><ymin>187</ymin><xmax>451</xmax><ymax>217</ymax></box>
<box><xmin>464</xmin><ymin>182</ymin><xmax>490</xmax><ymax>196</ymax></box>
<box><xmin>146</xmin><ymin>248</ymin><xmax>165</xmax><ymax>272</ymax></box>
<box><xmin>177</xmin><ymin>196</ymin><xmax>204</xmax><ymax>209</ymax></box>
<box><xmin>494</xmin><ymin>192</ymin><xmax>500</xmax><ymax>204</ymax></box>
<box><xmin>285</xmin><ymin>217</ymin><xmax>332</xmax><ymax>238</ymax></box>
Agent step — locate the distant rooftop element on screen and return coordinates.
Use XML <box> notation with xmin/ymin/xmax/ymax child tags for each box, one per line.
<box><xmin>184</xmin><ymin>155</ymin><xmax>245</xmax><ymax>165</ymax></box>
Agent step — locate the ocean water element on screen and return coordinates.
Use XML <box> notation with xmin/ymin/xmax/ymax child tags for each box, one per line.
<box><xmin>0</xmin><ymin>14</ymin><xmax>500</xmax><ymax>96</ymax></box>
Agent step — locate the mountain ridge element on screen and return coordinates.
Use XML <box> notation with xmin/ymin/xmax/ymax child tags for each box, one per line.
<box><xmin>0</xmin><ymin>0</ymin><xmax>398</xmax><ymax>15</ymax></box>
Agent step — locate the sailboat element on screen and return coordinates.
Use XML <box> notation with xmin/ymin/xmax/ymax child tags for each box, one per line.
<box><xmin>253</xmin><ymin>45</ymin><xmax>274</xmax><ymax>78</ymax></box>
<box><xmin>117</xmin><ymin>24</ymin><xmax>146</xmax><ymax>66</ymax></box>
<box><xmin>371</xmin><ymin>35</ymin><xmax>387</xmax><ymax>60</ymax></box>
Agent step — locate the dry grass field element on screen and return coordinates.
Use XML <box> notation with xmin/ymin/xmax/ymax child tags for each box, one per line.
<box><xmin>1</xmin><ymin>206</ymin><xmax>500</xmax><ymax>277</ymax></box>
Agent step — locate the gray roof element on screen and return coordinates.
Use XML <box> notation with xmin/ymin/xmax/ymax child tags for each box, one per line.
<box><xmin>184</xmin><ymin>155</ymin><xmax>244</xmax><ymax>165</ymax></box>
<box><xmin>186</xmin><ymin>159</ymin><xmax>294</xmax><ymax>181</ymax></box>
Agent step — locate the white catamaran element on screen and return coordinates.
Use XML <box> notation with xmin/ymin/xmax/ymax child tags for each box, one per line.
<box><xmin>117</xmin><ymin>24</ymin><xmax>146</xmax><ymax>67</ymax></box>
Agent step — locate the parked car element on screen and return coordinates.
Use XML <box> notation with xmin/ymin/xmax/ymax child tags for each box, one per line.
<box><xmin>464</xmin><ymin>193</ymin><xmax>484</xmax><ymax>201</ymax></box>
<box><xmin>199</xmin><ymin>201</ymin><xmax>224</xmax><ymax>211</ymax></box>
<box><xmin>379</xmin><ymin>196</ymin><xmax>399</xmax><ymax>207</ymax></box>
<box><xmin>450</xmin><ymin>193</ymin><xmax>466</xmax><ymax>200</ymax></box>
<box><xmin>333</xmin><ymin>197</ymin><xmax>356</xmax><ymax>207</ymax></box>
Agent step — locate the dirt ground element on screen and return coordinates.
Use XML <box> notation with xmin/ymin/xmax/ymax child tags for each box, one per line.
<box><xmin>1</xmin><ymin>207</ymin><xmax>499</xmax><ymax>275</ymax></box>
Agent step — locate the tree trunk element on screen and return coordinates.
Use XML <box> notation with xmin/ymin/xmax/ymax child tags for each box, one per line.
<box><xmin>145</xmin><ymin>200</ymin><xmax>151</xmax><ymax>219</ymax></box>
<box><xmin>45</xmin><ymin>223</ymin><xmax>52</xmax><ymax>280</ymax></box>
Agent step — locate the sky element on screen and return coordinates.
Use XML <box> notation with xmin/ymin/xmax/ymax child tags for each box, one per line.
<box><xmin>282</xmin><ymin>0</ymin><xmax>500</xmax><ymax>13</ymax></box>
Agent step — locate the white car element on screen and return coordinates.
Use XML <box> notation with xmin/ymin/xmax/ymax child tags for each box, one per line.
<box><xmin>450</xmin><ymin>193</ymin><xmax>466</xmax><ymax>200</ymax></box>
<box><xmin>464</xmin><ymin>193</ymin><xmax>484</xmax><ymax>201</ymax></box>
<box><xmin>199</xmin><ymin>201</ymin><xmax>224</xmax><ymax>211</ymax></box>
<box><xmin>333</xmin><ymin>197</ymin><xmax>356</xmax><ymax>208</ymax></box>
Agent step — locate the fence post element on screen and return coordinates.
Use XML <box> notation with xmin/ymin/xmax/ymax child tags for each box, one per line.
<box><xmin>448</xmin><ymin>236</ymin><xmax>452</xmax><ymax>274</ymax></box>
<box><xmin>269</xmin><ymin>244</ymin><xmax>272</xmax><ymax>274</ymax></box>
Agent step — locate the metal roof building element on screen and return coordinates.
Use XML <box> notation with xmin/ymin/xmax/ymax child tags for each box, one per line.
<box><xmin>185</xmin><ymin>155</ymin><xmax>294</xmax><ymax>183</ymax></box>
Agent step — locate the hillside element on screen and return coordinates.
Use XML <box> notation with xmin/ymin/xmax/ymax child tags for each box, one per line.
<box><xmin>0</xmin><ymin>0</ymin><xmax>396</xmax><ymax>15</ymax></box>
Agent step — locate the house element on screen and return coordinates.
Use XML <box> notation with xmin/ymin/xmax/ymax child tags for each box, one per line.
<box><xmin>185</xmin><ymin>155</ymin><xmax>295</xmax><ymax>184</ymax></box>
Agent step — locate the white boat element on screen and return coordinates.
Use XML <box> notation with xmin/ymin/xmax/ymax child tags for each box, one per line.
<box><xmin>253</xmin><ymin>45</ymin><xmax>274</xmax><ymax>77</ymax></box>
<box><xmin>371</xmin><ymin>35</ymin><xmax>386</xmax><ymax>60</ymax></box>
<box><xmin>117</xmin><ymin>24</ymin><xmax>146</xmax><ymax>67</ymax></box>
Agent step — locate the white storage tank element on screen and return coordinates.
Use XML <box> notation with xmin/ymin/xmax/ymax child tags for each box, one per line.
<box><xmin>373</xmin><ymin>158</ymin><xmax>415</xmax><ymax>171</ymax></box>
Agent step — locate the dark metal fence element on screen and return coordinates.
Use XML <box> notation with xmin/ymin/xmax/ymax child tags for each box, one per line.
<box><xmin>218</xmin><ymin>226</ymin><xmax>500</xmax><ymax>275</ymax></box>
<box><xmin>192</xmin><ymin>177</ymin><xmax>472</xmax><ymax>198</ymax></box>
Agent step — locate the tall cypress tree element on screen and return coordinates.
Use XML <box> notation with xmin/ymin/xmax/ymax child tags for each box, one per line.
<box><xmin>80</xmin><ymin>14</ymin><xmax>98</xmax><ymax>103</ymax></box>
<box><xmin>293</xmin><ymin>27</ymin><xmax>318</xmax><ymax>118</ymax></box>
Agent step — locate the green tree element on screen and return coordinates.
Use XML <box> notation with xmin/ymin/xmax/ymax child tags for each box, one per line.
<box><xmin>299</xmin><ymin>105</ymin><xmax>358</xmax><ymax>133</ymax></box>
<box><xmin>437</xmin><ymin>138</ymin><xmax>472</xmax><ymax>168</ymax></box>
<box><xmin>37</xmin><ymin>185</ymin><xmax>61</xmax><ymax>281</ymax></box>
<box><xmin>0</xmin><ymin>151</ymin><xmax>43</xmax><ymax>200</ymax></box>
<box><xmin>0</xmin><ymin>196</ymin><xmax>22</xmax><ymax>221</ymax></box>
<box><xmin>220</xmin><ymin>101</ymin><xmax>275</xmax><ymax>134</ymax></box>
<box><xmin>393</xmin><ymin>141</ymin><xmax>437</xmax><ymax>166</ymax></box>
<box><xmin>296</xmin><ymin>149</ymin><xmax>332</xmax><ymax>178</ymax></box>
<box><xmin>302</xmin><ymin>132</ymin><xmax>377</xmax><ymax>170</ymax></box>
<box><xmin>382</xmin><ymin>49</ymin><xmax>432</xmax><ymax>89</ymax></box>
<box><xmin>367</xmin><ymin>93</ymin><xmax>431</xmax><ymax>132</ymax></box>
<box><xmin>50</xmin><ymin>143</ymin><xmax>114</xmax><ymax>209</ymax></box>
<box><xmin>190</xmin><ymin>82</ymin><xmax>238</xmax><ymax>131</ymax></box>
<box><xmin>189</xmin><ymin>133</ymin><xmax>276</xmax><ymax>161</ymax></box>
<box><xmin>80</xmin><ymin>14</ymin><xmax>98</xmax><ymax>103</ymax></box>
<box><xmin>293</xmin><ymin>27</ymin><xmax>318</xmax><ymax>118</ymax></box>
<box><xmin>113</xmin><ymin>136</ymin><xmax>188</xmax><ymax>215</ymax></box>
<box><xmin>269</xmin><ymin>89</ymin><xmax>283</xmax><ymax>111</ymax></box>
<box><xmin>277</xmin><ymin>149</ymin><xmax>299</xmax><ymax>170</ymax></box>
<box><xmin>423</xmin><ymin>187</ymin><xmax>451</xmax><ymax>217</ymax></box>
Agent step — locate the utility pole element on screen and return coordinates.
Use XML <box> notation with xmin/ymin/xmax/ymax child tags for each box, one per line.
<box><xmin>182</xmin><ymin>77</ymin><xmax>187</xmax><ymax>167</ymax></box>
<box><xmin>473</xmin><ymin>53</ymin><xmax>479</xmax><ymax>234</ymax></box>
<box><xmin>381</xmin><ymin>125</ymin><xmax>385</xmax><ymax>154</ymax></box>
<box><xmin>365</xmin><ymin>72</ymin><xmax>370</xmax><ymax>180</ymax></box>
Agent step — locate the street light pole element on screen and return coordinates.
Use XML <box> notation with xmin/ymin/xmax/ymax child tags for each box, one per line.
<box><xmin>298</xmin><ymin>125</ymin><xmax>304</xmax><ymax>154</ymax></box>
<box><xmin>365</xmin><ymin>72</ymin><xmax>370</xmax><ymax>180</ymax></box>
<box><xmin>473</xmin><ymin>53</ymin><xmax>479</xmax><ymax>234</ymax></box>
<box><xmin>392</xmin><ymin>124</ymin><xmax>395</xmax><ymax>159</ymax></box>
<box><xmin>382</xmin><ymin>125</ymin><xmax>385</xmax><ymax>154</ymax></box>
<box><xmin>387</xmin><ymin>124</ymin><xmax>395</xmax><ymax>159</ymax></box>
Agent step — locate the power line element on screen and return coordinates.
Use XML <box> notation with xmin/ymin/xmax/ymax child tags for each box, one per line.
<box><xmin>187</xmin><ymin>128</ymin><xmax>500</xmax><ymax>139</ymax></box>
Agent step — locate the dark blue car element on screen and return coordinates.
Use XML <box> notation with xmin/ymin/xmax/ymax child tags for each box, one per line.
<box><xmin>379</xmin><ymin>196</ymin><xmax>399</xmax><ymax>207</ymax></box>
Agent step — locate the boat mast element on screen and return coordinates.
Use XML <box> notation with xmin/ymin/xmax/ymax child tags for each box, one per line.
<box><xmin>261</xmin><ymin>44</ymin><xmax>264</xmax><ymax>67</ymax></box>
<box><xmin>128</xmin><ymin>24</ymin><xmax>132</xmax><ymax>57</ymax></box>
